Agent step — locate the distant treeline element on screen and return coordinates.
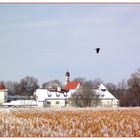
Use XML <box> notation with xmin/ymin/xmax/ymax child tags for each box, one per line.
<box><xmin>2</xmin><ymin>67</ymin><xmax>140</xmax><ymax>107</ymax></box>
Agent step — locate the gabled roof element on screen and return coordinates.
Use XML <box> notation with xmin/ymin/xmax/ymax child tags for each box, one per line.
<box><xmin>34</xmin><ymin>88</ymin><xmax>72</xmax><ymax>100</ymax></box>
<box><xmin>0</xmin><ymin>82</ymin><xmax>5</xmax><ymax>90</ymax></box>
<box><xmin>64</xmin><ymin>82</ymin><xmax>80</xmax><ymax>90</ymax></box>
<box><xmin>99</xmin><ymin>84</ymin><xmax>107</xmax><ymax>90</ymax></box>
<box><xmin>96</xmin><ymin>84</ymin><xmax>118</xmax><ymax>100</ymax></box>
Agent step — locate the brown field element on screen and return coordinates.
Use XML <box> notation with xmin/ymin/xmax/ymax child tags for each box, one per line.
<box><xmin>0</xmin><ymin>107</ymin><xmax>140</xmax><ymax>137</ymax></box>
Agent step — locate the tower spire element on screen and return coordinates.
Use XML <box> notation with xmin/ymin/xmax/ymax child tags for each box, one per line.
<box><xmin>65</xmin><ymin>70</ymin><xmax>70</xmax><ymax>85</ymax></box>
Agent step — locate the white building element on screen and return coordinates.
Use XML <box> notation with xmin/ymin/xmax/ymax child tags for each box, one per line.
<box><xmin>33</xmin><ymin>71</ymin><xmax>80</xmax><ymax>107</ymax></box>
<box><xmin>34</xmin><ymin>81</ymin><xmax>80</xmax><ymax>107</ymax></box>
<box><xmin>2</xmin><ymin>100</ymin><xmax>37</xmax><ymax>107</ymax></box>
<box><xmin>33</xmin><ymin>71</ymin><xmax>119</xmax><ymax>108</ymax></box>
<box><xmin>0</xmin><ymin>82</ymin><xmax>8</xmax><ymax>104</ymax></box>
<box><xmin>94</xmin><ymin>84</ymin><xmax>119</xmax><ymax>107</ymax></box>
<box><xmin>1</xmin><ymin>71</ymin><xmax>119</xmax><ymax>108</ymax></box>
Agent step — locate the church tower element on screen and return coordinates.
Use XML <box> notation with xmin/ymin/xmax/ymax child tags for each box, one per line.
<box><xmin>65</xmin><ymin>70</ymin><xmax>70</xmax><ymax>85</ymax></box>
<box><xmin>0</xmin><ymin>81</ymin><xmax>8</xmax><ymax>104</ymax></box>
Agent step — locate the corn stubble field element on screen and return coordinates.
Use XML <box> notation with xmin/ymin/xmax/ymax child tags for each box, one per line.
<box><xmin>0</xmin><ymin>107</ymin><xmax>140</xmax><ymax>137</ymax></box>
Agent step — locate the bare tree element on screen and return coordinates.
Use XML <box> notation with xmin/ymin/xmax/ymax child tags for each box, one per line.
<box><xmin>19</xmin><ymin>76</ymin><xmax>39</xmax><ymax>96</ymax></box>
<box><xmin>5</xmin><ymin>81</ymin><xmax>15</xmax><ymax>95</ymax></box>
<box><xmin>73</xmin><ymin>77</ymin><xmax>86</xmax><ymax>85</ymax></box>
<box><xmin>105</xmin><ymin>82</ymin><xmax>118</xmax><ymax>98</ymax></box>
<box><xmin>92</xmin><ymin>78</ymin><xmax>103</xmax><ymax>89</ymax></box>
<box><xmin>117</xmin><ymin>79</ymin><xmax>127</xmax><ymax>90</ymax></box>
<box><xmin>70</xmin><ymin>80</ymin><xmax>100</xmax><ymax>107</ymax></box>
<box><xmin>105</xmin><ymin>82</ymin><xmax>117</xmax><ymax>92</ymax></box>
<box><xmin>116</xmin><ymin>79</ymin><xmax>127</xmax><ymax>98</ymax></box>
<box><xmin>127</xmin><ymin>69</ymin><xmax>140</xmax><ymax>106</ymax></box>
<box><xmin>5</xmin><ymin>81</ymin><xmax>20</xmax><ymax>95</ymax></box>
<box><xmin>42</xmin><ymin>79</ymin><xmax>62</xmax><ymax>91</ymax></box>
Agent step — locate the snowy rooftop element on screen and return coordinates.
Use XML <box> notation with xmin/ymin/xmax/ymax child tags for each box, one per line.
<box><xmin>34</xmin><ymin>89</ymin><xmax>73</xmax><ymax>101</ymax></box>
<box><xmin>95</xmin><ymin>84</ymin><xmax>118</xmax><ymax>100</ymax></box>
<box><xmin>33</xmin><ymin>84</ymin><xmax>118</xmax><ymax>102</ymax></box>
<box><xmin>2</xmin><ymin>100</ymin><xmax>37</xmax><ymax>106</ymax></box>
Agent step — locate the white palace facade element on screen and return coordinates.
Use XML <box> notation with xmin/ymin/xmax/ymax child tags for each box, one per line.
<box><xmin>2</xmin><ymin>71</ymin><xmax>119</xmax><ymax>108</ymax></box>
<box><xmin>33</xmin><ymin>71</ymin><xmax>119</xmax><ymax>108</ymax></box>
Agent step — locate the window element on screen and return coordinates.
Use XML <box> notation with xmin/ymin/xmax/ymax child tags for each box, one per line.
<box><xmin>56</xmin><ymin>101</ymin><xmax>60</xmax><ymax>105</ymax></box>
<box><xmin>48</xmin><ymin>93</ymin><xmax>52</xmax><ymax>97</ymax></box>
<box><xmin>47</xmin><ymin>101</ymin><xmax>51</xmax><ymax>105</ymax></box>
<box><xmin>101</xmin><ymin>93</ymin><xmax>104</xmax><ymax>97</ymax></box>
<box><xmin>44</xmin><ymin>101</ymin><xmax>51</xmax><ymax>107</ymax></box>
<box><xmin>56</xmin><ymin>92</ymin><xmax>60</xmax><ymax>97</ymax></box>
<box><xmin>101</xmin><ymin>89</ymin><xmax>106</xmax><ymax>92</ymax></box>
<box><xmin>63</xmin><ymin>92</ymin><xmax>67</xmax><ymax>97</ymax></box>
<box><xmin>65</xmin><ymin>100</ymin><xmax>69</xmax><ymax>105</ymax></box>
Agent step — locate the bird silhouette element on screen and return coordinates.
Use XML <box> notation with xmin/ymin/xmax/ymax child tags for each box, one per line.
<box><xmin>95</xmin><ymin>48</ymin><xmax>100</xmax><ymax>54</ymax></box>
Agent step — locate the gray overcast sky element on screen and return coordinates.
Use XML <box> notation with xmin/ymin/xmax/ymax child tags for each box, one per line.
<box><xmin>0</xmin><ymin>4</ymin><xmax>140</xmax><ymax>85</ymax></box>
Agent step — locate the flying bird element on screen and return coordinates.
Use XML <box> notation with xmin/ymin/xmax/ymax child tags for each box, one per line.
<box><xmin>95</xmin><ymin>48</ymin><xmax>100</xmax><ymax>54</ymax></box>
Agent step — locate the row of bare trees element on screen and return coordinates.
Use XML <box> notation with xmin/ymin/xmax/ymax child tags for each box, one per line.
<box><xmin>69</xmin><ymin>68</ymin><xmax>140</xmax><ymax>107</ymax></box>
<box><xmin>4</xmin><ymin>76</ymin><xmax>39</xmax><ymax>97</ymax></box>
<box><xmin>2</xmin><ymin>68</ymin><xmax>140</xmax><ymax>106</ymax></box>
<box><xmin>104</xmin><ymin>68</ymin><xmax>140</xmax><ymax>107</ymax></box>
<box><xmin>70</xmin><ymin>79</ymin><xmax>102</xmax><ymax>107</ymax></box>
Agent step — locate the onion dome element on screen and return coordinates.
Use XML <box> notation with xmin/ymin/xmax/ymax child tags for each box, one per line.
<box><xmin>66</xmin><ymin>71</ymin><xmax>70</xmax><ymax>77</ymax></box>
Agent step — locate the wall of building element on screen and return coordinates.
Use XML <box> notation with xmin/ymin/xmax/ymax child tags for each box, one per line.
<box><xmin>100</xmin><ymin>99</ymin><xmax>119</xmax><ymax>107</ymax></box>
<box><xmin>33</xmin><ymin>83</ymin><xmax>119</xmax><ymax>108</ymax></box>
<box><xmin>0</xmin><ymin>92</ymin><xmax>4</xmax><ymax>104</ymax></box>
<box><xmin>0</xmin><ymin>90</ymin><xmax>8</xmax><ymax>104</ymax></box>
<box><xmin>43</xmin><ymin>99</ymin><xmax>66</xmax><ymax>108</ymax></box>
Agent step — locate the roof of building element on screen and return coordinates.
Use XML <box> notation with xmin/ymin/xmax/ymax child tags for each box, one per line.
<box><xmin>2</xmin><ymin>100</ymin><xmax>37</xmax><ymax>106</ymax></box>
<box><xmin>95</xmin><ymin>84</ymin><xmax>118</xmax><ymax>100</ymax></box>
<box><xmin>0</xmin><ymin>82</ymin><xmax>5</xmax><ymax>90</ymax></box>
<box><xmin>34</xmin><ymin>88</ymin><xmax>72</xmax><ymax>100</ymax></box>
<box><xmin>99</xmin><ymin>84</ymin><xmax>107</xmax><ymax>90</ymax></box>
<box><xmin>64</xmin><ymin>81</ymin><xmax>80</xmax><ymax>90</ymax></box>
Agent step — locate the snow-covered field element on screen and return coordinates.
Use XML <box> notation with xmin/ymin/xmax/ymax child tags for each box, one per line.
<box><xmin>0</xmin><ymin>107</ymin><xmax>140</xmax><ymax>137</ymax></box>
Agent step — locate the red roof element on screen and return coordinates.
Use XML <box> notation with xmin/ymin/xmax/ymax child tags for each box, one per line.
<box><xmin>0</xmin><ymin>82</ymin><xmax>5</xmax><ymax>90</ymax></box>
<box><xmin>64</xmin><ymin>82</ymin><xmax>80</xmax><ymax>90</ymax></box>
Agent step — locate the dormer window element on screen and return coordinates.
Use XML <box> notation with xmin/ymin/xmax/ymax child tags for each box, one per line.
<box><xmin>101</xmin><ymin>89</ymin><xmax>106</xmax><ymax>92</ymax></box>
<box><xmin>63</xmin><ymin>92</ymin><xmax>67</xmax><ymax>97</ymax></box>
<box><xmin>101</xmin><ymin>93</ymin><xmax>104</xmax><ymax>97</ymax></box>
<box><xmin>48</xmin><ymin>92</ymin><xmax>52</xmax><ymax>97</ymax></box>
<box><xmin>96</xmin><ymin>93</ymin><xmax>100</xmax><ymax>97</ymax></box>
<box><xmin>56</xmin><ymin>92</ymin><xmax>60</xmax><ymax>97</ymax></box>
